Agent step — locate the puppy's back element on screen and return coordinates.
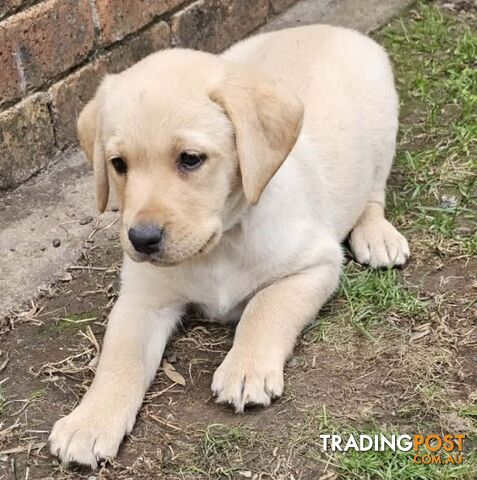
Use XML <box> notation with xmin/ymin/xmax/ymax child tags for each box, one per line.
<box><xmin>223</xmin><ymin>25</ymin><xmax>399</xmax><ymax>239</ymax></box>
<box><xmin>222</xmin><ymin>25</ymin><xmax>395</xmax><ymax>108</ymax></box>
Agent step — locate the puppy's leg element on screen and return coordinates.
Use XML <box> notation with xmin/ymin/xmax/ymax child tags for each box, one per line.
<box><xmin>350</xmin><ymin>126</ymin><xmax>409</xmax><ymax>268</ymax></box>
<box><xmin>49</xmin><ymin>296</ymin><xmax>182</xmax><ymax>468</ymax></box>
<box><xmin>350</xmin><ymin>116</ymin><xmax>409</xmax><ymax>268</ymax></box>
<box><xmin>350</xmin><ymin>201</ymin><xmax>409</xmax><ymax>268</ymax></box>
<box><xmin>212</xmin><ymin>251</ymin><xmax>342</xmax><ymax>412</ymax></box>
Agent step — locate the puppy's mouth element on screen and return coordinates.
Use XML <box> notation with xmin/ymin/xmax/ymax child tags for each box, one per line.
<box><xmin>196</xmin><ymin>231</ymin><xmax>219</xmax><ymax>255</ymax></box>
<box><xmin>126</xmin><ymin>231</ymin><xmax>220</xmax><ymax>267</ymax></box>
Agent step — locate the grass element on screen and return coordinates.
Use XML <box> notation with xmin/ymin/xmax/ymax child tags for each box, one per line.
<box><xmin>0</xmin><ymin>386</ymin><xmax>6</xmax><ymax>417</ymax></box>
<box><xmin>53</xmin><ymin>312</ymin><xmax>97</xmax><ymax>333</ymax></box>
<box><xmin>290</xmin><ymin>408</ymin><xmax>477</xmax><ymax>480</ymax></box>
<box><xmin>339</xmin><ymin>263</ymin><xmax>425</xmax><ymax>325</ymax></box>
<box><xmin>418</xmin><ymin>383</ymin><xmax>442</xmax><ymax>401</ymax></box>
<box><xmin>29</xmin><ymin>389</ymin><xmax>45</xmax><ymax>403</ymax></box>
<box><xmin>459</xmin><ymin>405</ymin><xmax>477</xmax><ymax>430</ymax></box>
<box><xmin>336</xmin><ymin>438</ymin><xmax>476</xmax><ymax>480</ymax></box>
<box><xmin>308</xmin><ymin>261</ymin><xmax>426</xmax><ymax>342</ymax></box>
<box><xmin>171</xmin><ymin>423</ymin><xmax>268</xmax><ymax>478</ymax></box>
<box><xmin>376</xmin><ymin>1</ymin><xmax>477</xmax><ymax>257</ymax></box>
<box><xmin>200</xmin><ymin>423</ymin><xmax>252</xmax><ymax>473</ymax></box>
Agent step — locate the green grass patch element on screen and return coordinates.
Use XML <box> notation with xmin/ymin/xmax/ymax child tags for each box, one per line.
<box><xmin>171</xmin><ymin>423</ymin><xmax>268</xmax><ymax>478</ymax></box>
<box><xmin>459</xmin><ymin>405</ymin><xmax>477</xmax><ymax>429</ymax></box>
<box><xmin>418</xmin><ymin>383</ymin><xmax>442</xmax><ymax>401</ymax></box>
<box><xmin>51</xmin><ymin>312</ymin><xmax>97</xmax><ymax>333</ymax></box>
<box><xmin>376</xmin><ymin>1</ymin><xmax>477</xmax><ymax>256</ymax></box>
<box><xmin>336</xmin><ymin>438</ymin><xmax>475</xmax><ymax>480</ymax></box>
<box><xmin>29</xmin><ymin>389</ymin><xmax>45</xmax><ymax>403</ymax></box>
<box><xmin>309</xmin><ymin>261</ymin><xmax>425</xmax><ymax>342</ymax></box>
<box><xmin>340</xmin><ymin>263</ymin><xmax>425</xmax><ymax>324</ymax></box>
<box><xmin>201</xmin><ymin>423</ymin><xmax>252</xmax><ymax>469</ymax></box>
<box><xmin>290</xmin><ymin>408</ymin><xmax>476</xmax><ymax>480</ymax></box>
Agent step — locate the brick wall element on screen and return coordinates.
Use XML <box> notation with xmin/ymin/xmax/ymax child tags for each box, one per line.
<box><xmin>0</xmin><ymin>0</ymin><xmax>300</xmax><ymax>190</ymax></box>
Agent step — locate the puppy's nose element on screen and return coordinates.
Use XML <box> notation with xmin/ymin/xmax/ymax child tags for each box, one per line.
<box><xmin>128</xmin><ymin>224</ymin><xmax>163</xmax><ymax>254</ymax></box>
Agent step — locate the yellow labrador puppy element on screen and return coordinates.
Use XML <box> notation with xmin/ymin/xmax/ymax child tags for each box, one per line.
<box><xmin>50</xmin><ymin>24</ymin><xmax>409</xmax><ymax>467</ymax></box>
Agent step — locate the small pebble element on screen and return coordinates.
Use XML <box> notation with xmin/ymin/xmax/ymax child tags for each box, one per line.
<box><xmin>239</xmin><ymin>472</ymin><xmax>252</xmax><ymax>479</ymax></box>
<box><xmin>80</xmin><ymin>215</ymin><xmax>94</xmax><ymax>225</ymax></box>
<box><xmin>52</xmin><ymin>238</ymin><xmax>61</xmax><ymax>248</ymax></box>
<box><xmin>440</xmin><ymin>194</ymin><xmax>458</xmax><ymax>209</ymax></box>
<box><xmin>59</xmin><ymin>272</ymin><xmax>73</xmax><ymax>282</ymax></box>
<box><xmin>287</xmin><ymin>357</ymin><xmax>299</xmax><ymax>368</ymax></box>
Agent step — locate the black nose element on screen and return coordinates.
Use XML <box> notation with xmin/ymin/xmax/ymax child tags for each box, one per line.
<box><xmin>128</xmin><ymin>224</ymin><xmax>163</xmax><ymax>254</ymax></box>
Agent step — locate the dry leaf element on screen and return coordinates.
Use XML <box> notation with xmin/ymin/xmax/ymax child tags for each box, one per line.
<box><xmin>162</xmin><ymin>359</ymin><xmax>186</xmax><ymax>386</ymax></box>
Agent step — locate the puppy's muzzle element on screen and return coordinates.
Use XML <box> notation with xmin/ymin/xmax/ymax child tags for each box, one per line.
<box><xmin>128</xmin><ymin>224</ymin><xmax>163</xmax><ymax>254</ymax></box>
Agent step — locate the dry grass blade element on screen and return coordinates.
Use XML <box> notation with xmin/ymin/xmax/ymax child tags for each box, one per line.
<box><xmin>0</xmin><ymin>442</ymin><xmax>47</xmax><ymax>456</ymax></box>
<box><xmin>88</xmin><ymin>217</ymin><xmax>119</xmax><ymax>240</ymax></box>
<box><xmin>32</xmin><ymin>349</ymin><xmax>95</xmax><ymax>377</ymax></box>
<box><xmin>149</xmin><ymin>414</ymin><xmax>182</xmax><ymax>431</ymax></box>
<box><xmin>0</xmin><ymin>355</ymin><xmax>9</xmax><ymax>374</ymax></box>
<box><xmin>78</xmin><ymin>326</ymin><xmax>101</xmax><ymax>355</ymax></box>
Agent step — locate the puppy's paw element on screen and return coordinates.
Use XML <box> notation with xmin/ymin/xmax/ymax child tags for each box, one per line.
<box><xmin>350</xmin><ymin>218</ymin><xmax>410</xmax><ymax>268</ymax></box>
<box><xmin>49</xmin><ymin>404</ymin><xmax>134</xmax><ymax>468</ymax></box>
<box><xmin>211</xmin><ymin>348</ymin><xmax>284</xmax><ymax>413</ymax></box>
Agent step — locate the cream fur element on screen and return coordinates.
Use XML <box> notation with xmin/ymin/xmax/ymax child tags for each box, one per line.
<box><xmin>50</xmin><ymin>25</ymin><xmax>410</xmax><ymax>468</ymax></box>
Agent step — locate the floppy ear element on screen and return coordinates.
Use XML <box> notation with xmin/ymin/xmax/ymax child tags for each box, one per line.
<box><xmin>211</xmin><ymin>65</ymin><xmax>304</xmax><ymax>205</ymax></box>
<box><xmin>77</xmin><ymin>97</ymin><xmax>109</xmax><ymax>213</ymax></box>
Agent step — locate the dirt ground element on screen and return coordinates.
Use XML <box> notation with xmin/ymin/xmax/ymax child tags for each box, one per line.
<box><xmin>1</xmin><ymin>2</ymin><xmax>476</xmax><ymax>479</ymax></box>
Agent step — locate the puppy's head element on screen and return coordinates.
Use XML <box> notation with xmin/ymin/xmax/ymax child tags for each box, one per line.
<box><xmin>78</xmin><ymin>49</ymin><xmax>303</xmax><ymax>266</ymax></box>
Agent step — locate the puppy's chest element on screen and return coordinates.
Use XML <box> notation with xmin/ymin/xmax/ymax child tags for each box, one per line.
<box><xmin>176</xmin><ymin>212</ymin><xmax>320</xmax><ymax>322</ymax></box>
<box><xmin>182</xmin><ymin>255</ymin><xmax>258</xmax><ymax>322</ymax></box>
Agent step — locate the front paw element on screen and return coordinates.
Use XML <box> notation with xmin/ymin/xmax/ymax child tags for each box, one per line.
<box><xmin>49</xmin><ymin>404</ymin><xmax>134</xmax><ymax>468</ymax></box>
<box><xmin>350</xmin><ymin>218</ymin><xmax>410</xmax><ymax>268</ymax></box>
<box><xmin>211</xmin><ymin>348</ymin><xmax>284</xmax><ymax>413</ymax></box>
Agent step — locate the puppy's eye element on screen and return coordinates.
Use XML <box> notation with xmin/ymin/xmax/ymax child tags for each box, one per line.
<box><xmin>178</xmin><ymin>152</ymin><xmax>206</xmax><ymax>171</ymax></box>
<box><xmin>111</xmin><ymin>157</ymin><xmax>128</xmax><ymax>175</ymax></box>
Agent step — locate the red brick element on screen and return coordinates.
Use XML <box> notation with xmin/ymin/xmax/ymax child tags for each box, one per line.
<box><xmin>2</xmin><ymin>0</ymin><xmax>95</xmax><ymax>92</ymax></box>
<box><xmin>50</xmin><ymin>61</ymin><xmax>107</xmax><ymax>151</ymax></box>
<box><xmin>171</xmin><ymin>0</ymin><xmax>269</xmax><ymax>53</ymax></box>
<box><xmin>0</xmin><ymin>93</ymin><xmax>56</xmax><ymax>189</ymax></box>
<box><xmin>0</xmin><ymin>27</ymin><xmax>23</xmax><ymax>107</ymax></box>
<box><xmin>95</xmin><ymin>0</ymin><xmax>183</xmax><ymax>45</ymax></box>
<box><xmin>50</xmin><ymin>22</ymin><xmax>170</xmax><ymax>150</ymax></box>
<box><xmin>105</xmin><ymin>21</ymin><xmax>170</xmax><ymax>73</ymax></box>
